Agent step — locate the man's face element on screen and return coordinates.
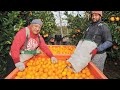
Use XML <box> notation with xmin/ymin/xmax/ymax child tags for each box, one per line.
<box><xmin>91</xmin><ymin>13</ymin><xmax>101</xmax><ymax>22</ymax></box>
<box><xmin>30</xmin><ymin>24</ymin><xmax>41</xmax><ymax>34</ymax></box>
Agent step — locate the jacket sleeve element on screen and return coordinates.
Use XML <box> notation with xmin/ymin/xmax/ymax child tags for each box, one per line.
<box><xmin>97</xmin><ymin>24</ymin><xmax>113</xmax><ymax>52</ymax></box>
<box><xmin>10</xmin><ymin>29</ymin><xmax>26</xmax><ymax>64</ymax></box>
<box><xmin>39</xmin><ymin>36</ymin><xmax>54</xmax><ymax>58</ymax></box>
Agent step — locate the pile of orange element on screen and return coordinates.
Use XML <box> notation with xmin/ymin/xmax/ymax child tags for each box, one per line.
<box><xmin>48</xmin><ymin>46</ymin><xmax>76</xmax><ymax>54</ymax></box>
<box><xmin>14</xmin><ymin>56</ymin><xmax>94</xmax><ymax>79</ymax></box>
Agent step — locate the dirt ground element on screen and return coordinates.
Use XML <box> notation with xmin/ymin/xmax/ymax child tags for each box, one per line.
<box><xmin>104</xmin><ymin>57</ymin><xmax>120</xmax><ymax>79</ymax></box>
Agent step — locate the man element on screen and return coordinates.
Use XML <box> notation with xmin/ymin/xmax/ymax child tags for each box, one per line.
<box><xmin>7</xmin><ymin>19</ymin><xmax>57</xmax><ymax>75</ymax></box>
<box><xmin>55</xmin><ymin>35</ymin><xmax>62</xmax><ymax>45</ymax></box>
<box><xmin>85</xmin><ymin>11</ymin><xmax>113</xmax><ymax>72</ymax></box>
<box><xmin>62</xmin><ymin>36</ymin><xmax>69</xmax><ymax>45</ymax></box>
<box><xmin>49</xmin><ymin>37</ymin><xmax>55</xmax><ymax>45</ymax></box>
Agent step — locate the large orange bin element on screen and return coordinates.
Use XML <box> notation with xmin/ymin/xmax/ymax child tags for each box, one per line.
<box><xmin>5</xmin><ymin>54</ymin><xmax>107</xmax><ymax>79</ymax></box>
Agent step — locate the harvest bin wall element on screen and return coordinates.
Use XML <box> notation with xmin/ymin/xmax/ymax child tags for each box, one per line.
<box><xmin>5</xmin><ymin>54</ymin><xmax>107</xmax><ymax>79</ymax></box>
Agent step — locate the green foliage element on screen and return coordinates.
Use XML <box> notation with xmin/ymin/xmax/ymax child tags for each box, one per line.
<box><xmin>23</xmin><ymin>11</ymin><xmax>57</xmax><ymax>43</ymax></box>
<box><xmin>103</xmin><ymin>11</ymin><xmax>120</xmax><ymax>60</ymax></box>
<box><xmin>65</xmin><ymin>11</ymin><xmax>90</xmax><ymax>45</ymax></box>
<box><xmin>0</xmin><ymin>11</ymin><xmax>20</xmax><ymax>57</ymax></box>
<box><xmin>55</xmin><ymin>26</ymin><xmax>68</xmax><ymax>36</ymax></box>
<box><xmin>0</xmin><ymin>11</ymin><xmax>21</xmax><ymax>78</ymax></box>
<box><xmin>26</xmin><ymin>11</ymin><xmax>57</xmax><ymax>37</ymax></box>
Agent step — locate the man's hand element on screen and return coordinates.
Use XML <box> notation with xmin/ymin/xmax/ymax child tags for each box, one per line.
<box><xmin>90</xmin><ymin>48</ymin><xmax>98</xmax><ymax>59</ymax></box>
<box><xmin>51</xmin><ymin>57</ymin><xmax>58</xmax><ymax>64</ymax></box>
<box><xmin>15</xmin><ymin>62</ymin><xmax>25</xmax><ymax>71</ymax></box>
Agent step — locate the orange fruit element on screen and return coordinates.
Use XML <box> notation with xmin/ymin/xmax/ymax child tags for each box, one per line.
<box><xmin>22</xmin><ymin>71</ymin><xmax>26</xmax><ymax>76</ymax></box>
<box><xmin>62</xmin><ymin>71</ymin><xmax>67</xmax><ymax>77</ymax></box>
<box><xmin>67</xmin><ymin>63</ymin><xmax>72</xmax><ymax>67</ymax></box>
<box><xmin>116</xmin><ymin>17</ymin><xmax>119</xmax><ymax>21</ymax></box>
<box><xmin>58</xmin><ymin>74</ymin><xmax>62</xmax><ymax>79</ymax></box>
<box><xmin>85</xmin><ymin>77</ymin><xmax>91</xmax><ymax>79</ymax></box>
<box><xmin>110</xmin><ymin>17</ymin><xmax>115</xmax><ymax>22</ymax></box>
<box><xmin>29</xmin><ymin>59</ymin><xmax>34</xmax><ymax>63</ymax></box>
<box><xmin>35</xmin><ymin>67</ymin><xmax>39</xmax><ymax>72</ymax></box>
<box><xmin>40</xmin><ymin>62</ymin><xmax>43</xmax><ymax>65</ymax></box>
<box><xmin>42</xmin><ymin>73</ymin><xmax>48</xmax><ymax>78</ymax></box>
<box><xmin>81</xmin><ymin>69</ymin><xmax>86</xmax><ymax>74</ymax></box>
<box><xmin>55</xmin><ymin>70</ymin><xmax>60</xmax><ymax>75</ymax></box>
<box><xmin>66</xmin><ymin>71</ymin><xmax>72</xmax><ymax>76</ymax></box>
<box><xmin>54</xmin><ymin>76</ymin><xmax>59</xmax><ymax>79</ymax></box>
<box><xmin>14</xmin><ymin>76</ymin><xmax>21</xmax><ymax>79</ymax></box>
<box><xmin>74</xmin><ymin>73</ymin><xmax>79</xmax><ymax>78</ymax></box>
<box><xmin>62</xmin><ymin>76</ymin><xmax>67</xmax><ymax>79</ymax></box>
<box><xmin>35</xmin><ymin>61</ymin><xmax>39</xmax><ymax>65</ymax></box>
<box><xmin>17</xmin><ymin>72</ymin><xmax>23</xmax><ymax>77</ymax></box>
<box><xmin>32</xmin><ymin>61</ymin><xmax>35</xmax><ymax>65</ymax></box>
<box><xmin>54</xmin><ymin>64</ymin><xmax>58</xmax><ymax>68</ymax></box>
<box><xmin>89</xmin><ymin>75</ymin><xmax>95</xmax><ymax>79</ymax></box>
<box><xmin>43</xmin><ymin>60</ymin><xmax>47</xmax><ymax>65</ymax></box>
<box><xmin>31</xmin><ymin>75</ymin><xmax>35</xmax><ymax>79</ymax></box>
<box><xmin>67</xmin><ymin>76</ymin><xmax>73</xmax><ymax>79</ymax></box>
<box><xmin>68</xmin><ymin>68</ymin><xmax>73</xmax><ymax>73</ymax></box>
<box><xmin>81</xmin><ymin>73</ymin><xmax>86</xmax><ymax>79</ymax></box>
<box><xmin>47</xmin><ymin>77</ymin><xmax>52</xmax><ymax>79</ymax></box>
<box><xmin>51</xmin><ymin>72</ymin><xmax>56</xmax><ymax>76</ymax></box>
<box><xmin>86</xmin><ymin>71</ymin><xmax>91</xmax><ymax>77</ymax></box>
<box><xmin>48</xmin><ymin>71</ymin><xmax>52</xmax><ymax>76</ymax></box>
<box><xmin>71</xmin><ymin>74</ymin><xmax>75</xmax><ymax>78</ymax></box>
<box><xmin>36</xmin><ymin>65</ymin><xmax>41</xmax><ymax>70</ymax></box>
<box><xmin>27</xmin><ymin>66</ymin><xmax>32</xmax><ymax>71</ymax></box>
<box><xmin>41</xmin><ymin>58</ymin><xmax>45</xmax><ymax>62</ymax></box>
<box><xmin>48</xmin><ymin>65</ymin><xmax>52</xmax><ymax>70</ymax></box>
<box><xmin>39</xmin><ymin>68</ymin><xmax>43</xmax><ymax>73</ymax></box>
<box><xmin>26</xmin><ymin>62</ymin><xmax>31</xmax><ymax>66</ymax></box>
<box><xmin>25</xmin><ymin>74</ymin><xmax>32</xmax><ymax>79</ymax></box>
<box><xmin>78</xmin><ymin>76</ymin><xmax>83</xmax><ymax>79</ymax></box>
<box><xmin>34</xmin><ymin>73</ymin><xmax>40</xmax><ymax>79</ymax></box>
<box><xmin>58</xmin><ymin>62</ymin><xmax>62</xmax><ymax>66</ymax></box>
<box><xmin>63</xmin><ymin>68</ymin><xmax>68</xmax><ymax>72</ymax></box>
<box><xmin>61</xmin><ymin>65</ymin><xmax>66</xmax><ymax>69</ymax></box>
<box><xmin>42</xmin><ymin>65</ymin><xmax>46</xmax><ymax>69</ymax></box>
<box><xmin>44</xmin><ymin>68</ymin><xmax>48</xmax><ymax>73</ymax></box>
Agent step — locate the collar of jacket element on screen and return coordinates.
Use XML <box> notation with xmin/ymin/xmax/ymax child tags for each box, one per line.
<box><xmin>91</xmin><ymin>20</ymin><xmax>103</xmax><ymax>26</ymax></box>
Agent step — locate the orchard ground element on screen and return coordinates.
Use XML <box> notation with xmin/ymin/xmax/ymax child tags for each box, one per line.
<box><xmin>104</xmin><ymin>57</ymin><xmax>120</xmax><ymax>79</ymax></box>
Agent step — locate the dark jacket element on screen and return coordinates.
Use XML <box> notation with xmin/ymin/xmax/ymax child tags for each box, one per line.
<box><xmin>85</xmin><ymin>20</ymin><xmax>113</xmax><ymax>53</ymax></box>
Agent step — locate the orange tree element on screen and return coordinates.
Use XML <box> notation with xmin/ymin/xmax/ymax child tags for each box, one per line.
<box><xmin>0</xmin><ymin>11</ymin><xmax>22</xmax><ymax>78</ymax></box>
<box><xmin>0</xmin><ymin>11</ymin><xmax>56</xmax><ymax>78</ymax></box>
<box><xmin>25</xmin><ymin>11</ymin><xmax>57</xmax><ymax>44</ymax></box>
<box><xmin>64</xmin><ymin>11</ymin><xmax>90</xmax><ymax>45</ymax></box>
<box><xmin>13</xmin><ymin>11</ymin><xmax>57</xmax><ymax>44</ymax></box>
<box><xmin>103</xmin><ymin>11</ymin><xmax>120</xmax><ymax>61</ymax></box>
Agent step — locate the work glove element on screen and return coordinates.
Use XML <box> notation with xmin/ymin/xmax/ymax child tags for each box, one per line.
<box><xmin>51</xmin><ymin>57</ymin><xmax>58</xmax><ymax>64</ymax></box>
<box><xmin>36</xmin><ymin>47</ymin><xmax>41</xmax><ymax>54</ymax></box>
<box><xmin>15</xmin><ymin>62</ymin><xmax>25</xmax><ymax>71</ymax></box>
<box><xmin>90</xmin><ymin>48</ymin><xmax>98</xmax><ymax>59</ymax></box>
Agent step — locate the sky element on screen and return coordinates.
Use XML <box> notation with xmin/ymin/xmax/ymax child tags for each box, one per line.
<box><xmin>52</xmin><ymin>11</ymin><xmax>85</xmax><ymax>26</ymax></box>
